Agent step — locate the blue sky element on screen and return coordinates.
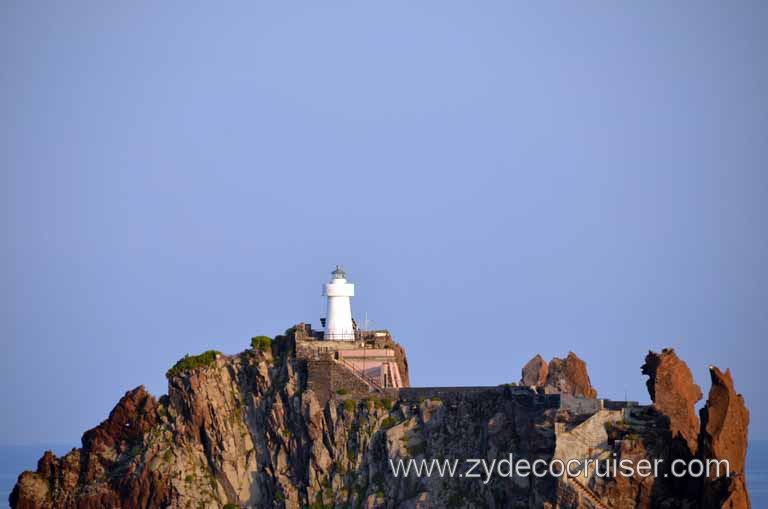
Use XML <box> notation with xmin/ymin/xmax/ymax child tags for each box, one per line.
<box><xmin>2</xmin><ymin>1</ymin><xmax>766</xmax><ymax>444</ymax></box>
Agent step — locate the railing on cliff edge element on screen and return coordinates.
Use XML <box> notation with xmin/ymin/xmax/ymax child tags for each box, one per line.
<box><xmin>315</xmin><ymin>329</ymin><xmax>391</xmax><ymax>342</ymax></box>
<box><xmin>336</xmin><ymin>357</ymin><xmax>385</xmax><ymax>393</ymax></box>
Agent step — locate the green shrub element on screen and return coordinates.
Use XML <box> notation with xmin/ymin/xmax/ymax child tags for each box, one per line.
<box><xmin>342</xmin><ymin>400</ymin><xmax>356</xmax><ymax>412</ymax></box>
<box><xmin>250</xmin><ymin>335</ymin><xmax>272</xmax><ymax>352</ymax></box>
<box><xmin>336</xmin><ymin>388</ymin><xmax>349</xmax><ymax>395</ymax></box>
<box><xmin>381</xmin><ymin>397</ymin><xmax>393</xmax><ymax>410</ymax></box>
<box><xmin>381</xmin><ymin>416</ymin><xmax>397</xmax><ymax>429</ymax></box>
<box><xmin>166</xmin><ymin>350</ymin><xmax>221</xmax><ymax>379</ymax></box>
<box><xmin>223</xmin><ymin>504</ymin><xmax>239</xmax><ymax>509</ymax></box>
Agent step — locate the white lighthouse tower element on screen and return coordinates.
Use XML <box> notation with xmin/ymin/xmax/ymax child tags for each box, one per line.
<box><xmin>323</xmin><ymin>265</ymin><xmax>355</xmax><ymax>340</ymax></box>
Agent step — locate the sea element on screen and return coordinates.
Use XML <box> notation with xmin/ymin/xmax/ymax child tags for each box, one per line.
<box><xmin>1</xmin><ymin>441</ymin><xmax>767</xmax><ymax>508</ymax></box>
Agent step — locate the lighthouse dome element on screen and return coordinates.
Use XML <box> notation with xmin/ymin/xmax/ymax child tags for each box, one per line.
<box><xmin>332</xmin><ymin>265</ymin><xmax>346</xmax><ymax>279</ymax></box>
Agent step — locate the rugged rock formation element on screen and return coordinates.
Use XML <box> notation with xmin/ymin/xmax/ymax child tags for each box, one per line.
<box><xmin>11</xmin><ymin>386</ymin><xmax>168</xmax><ymax>509</ymax></box>
<box><xmin>641</xmin><ymin>348</ymin><xmax>702</xmax><ymax>454</ymax></box>
<box><xmin>521</xmin><ymin>352</ymin><xmax>597</xmax><ymax>398</ymax></box>
<box><xmin>555</xmin><ymin>349</ymin><xmax>751</xmax><ymax>509</ymax></box>
<box><xmin>545</xmin><ymin>353</ymin><xmax>597</xmax><ymax>399</ymax></box>
<box><xmin>10</xmin><ymin>332</ymin><xmax>562</xmax><ymax>509</ymax></box>
<box><xmin>582</xmin><ymin>349</ymin><xmax>708</xmax><ymax>508</ymax></box>
<box><xmin>521</xmin><ymin>354</ymin><xmax>548</xmax><ymax>387</ymax></box>
<box><xmin>590</xmin><ymin>351</ymin><xmax>751</xmax><ymax>509</ymax></box>
<box><xmin>700</xmin><ymin>366</ymin><xmax>750</xmax><ymax>509</ymax></box>
<box><xmin>11</xmin><ymin>335</ymin><xmax>750</xmax><ymax>509</ymax></box>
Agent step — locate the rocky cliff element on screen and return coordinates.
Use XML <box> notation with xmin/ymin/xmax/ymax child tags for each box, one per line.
<box><xmin>520</xmin><ymin>352</ymin><xmax>597</xmax><ymax>398</ymax></box>
<box><xmin>700</xmin><ymin>366</ymin><xmax>751</xmax><ymax>509</ymax></box>
<box><xmin>581</xmin><ymin>349</ymin><xmax>751</xmax><ymax>509</ymax></box>
<box><xmin>10</xmin><ymin>332</ymin><xmax>750</xmax><ymax>509</ymax></box>
<box><xmin>11</xmin><ymin>331</ymin><xmax>562</xmax><ymax>509</ymax></box>
<box><xmin>641</xmin><ymin>349</ymin><xmax>703</xmax><ymax>454</ymax></box>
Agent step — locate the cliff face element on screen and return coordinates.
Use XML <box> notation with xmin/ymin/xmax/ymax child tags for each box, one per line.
<box><xmin>11</xmin><ymin>334</ymin><xmax>561</xmax><ymax>509</ymax></box>
<box><xmin>584</xmin><ymin>349</ymin><xmax>751</xmax><ymax>509</ymax></box>
<box><xmin>11</xmin><ymin>387</ymin><xmax>166</xmax><ymax>509</ymax></box>
<box><xmin>641</xmin><ymin>348</ymin><xmax>703</xmax><ymax>454</ymax></box>
<box><xmin>700</xmin><ymin>367</ymin><xmax>751</xmax><ymax>509</ymax></box>
<box><xmin>11</xmin><ymin>336</ymin><xmax>751</xmax><ymax>509</ymax></box>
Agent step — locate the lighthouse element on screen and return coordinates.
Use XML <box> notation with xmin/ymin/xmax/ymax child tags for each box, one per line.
<box><xmin>323</xmin><ymin>265</ymin><xmax>355</xmax><ymax>340</ymax></box>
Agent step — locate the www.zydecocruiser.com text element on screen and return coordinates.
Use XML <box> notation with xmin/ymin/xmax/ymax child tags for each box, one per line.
<box><xmin>388</xmin><ymin>455</ymin><xmax>730</xmax><ymax>483</ymax></box>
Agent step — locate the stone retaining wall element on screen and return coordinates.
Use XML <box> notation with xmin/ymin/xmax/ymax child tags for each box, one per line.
<box><xmin>306</xmin><ymin>359</ymin><xmax>373</xmax><ymax>404</ymax></box>
<box><xmin>397</xmin><ymin>386</ymin><xmax>561</xmax><ymax>408</ymax></box>
<box><xmin>603</xmin><ymin>400</ymin><xmax>639</xmax><ymax>410</ymax></box>
<box><xmin>560</xmin><ymin>394</ymin><xmax>602</xmax><ymax>415</ymax></box>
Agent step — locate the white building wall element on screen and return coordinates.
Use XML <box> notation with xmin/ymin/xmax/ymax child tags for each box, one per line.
<box><xmin>324</xmin><ymin>278</ymin><xmax>355</xmax><ymax>340</ymax></box>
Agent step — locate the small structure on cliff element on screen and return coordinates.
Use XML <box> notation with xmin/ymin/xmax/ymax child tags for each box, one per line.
<box><xmin>305</xmin><ymin>266</ymin><xmax>407</xmax><ymax>401</ymax></box>
<box><xmin>295</xmin><ymin>323</ymin><xmax>408</xmax><ymax>404</ymax></box>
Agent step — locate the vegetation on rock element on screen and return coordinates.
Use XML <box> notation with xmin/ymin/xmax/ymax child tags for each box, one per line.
<box><xmin>381</xmin><ymin>416</ymin><xmax>398</xmax><ymax>429</ymax></box>
<box><xmin>250</xmin><ymin>335</ymin><xmax>272</xmax><ymax>352</ymax></box>
<box><xmin>165</xmin><ymin>350</ymin><xmax>221</xmax><ymax>379</ymax></box>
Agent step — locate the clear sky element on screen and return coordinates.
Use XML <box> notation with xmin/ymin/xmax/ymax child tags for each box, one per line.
<box><xmin>2</xmin><ymin>2</ymin><xmax>766</xmax><ymax>445</ymax></box>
